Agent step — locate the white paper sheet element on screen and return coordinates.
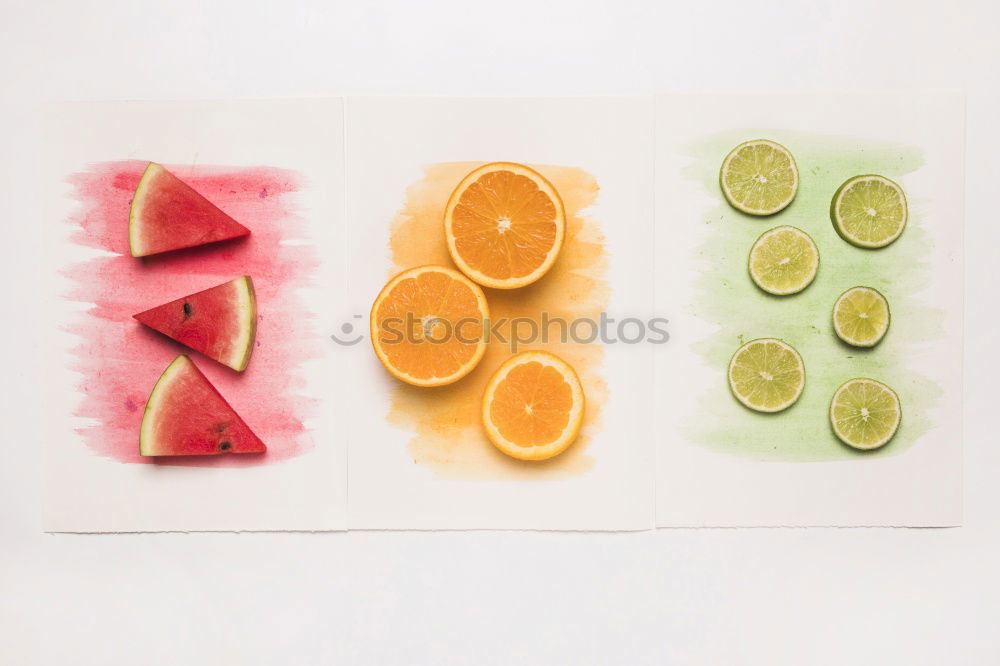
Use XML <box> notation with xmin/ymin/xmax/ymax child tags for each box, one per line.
<box><xmin>344</xmin><ymin>97</ymin><xmax>656</xmax><ymax>530</ymax></box>
<box><xmin>654</xmin><ymin>93</ymin><xmax>964</xmax><ymax>526</ymax></box>
<box><xmin>42</xmin><ymin>99</ymin><xmax>348</xmax><ymax>531</ymax></box>
<box><xmin>41</xmin><ymin>94</ymin><xmax>963</xmax><ymax>532</ymax></box>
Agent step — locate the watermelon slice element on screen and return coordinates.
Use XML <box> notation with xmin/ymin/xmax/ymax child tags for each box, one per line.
<box><xmin>134</xmin><ymin>277</ymin><xmax>257</xmax><ymax>372</ymax></box>
<box><xmin>128</xmin><ymin>162</ymin><xmax>250</xmax><ymax>257</ymax></box>
<box><xmin>140</xmin><ymin>355</ymin><xmax>266</xmax><ymax>456</ymax></box>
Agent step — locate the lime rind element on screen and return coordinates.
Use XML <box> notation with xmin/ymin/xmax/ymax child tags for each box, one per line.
<box><xmin>720</xmin><ymin>140</ymin><xmax>799</xmax><ymax>216</ymax></box>
<box><xmin>830</xmin><ymin>175</ymin><xmax>908</xmax><ymax>248</ymax></box>
<box><xmin>832</xmin><ymin>286</ymin><xmax>890</xmax><ymax>348</ymax></box>
<box><xmin>727</xmin><ymin>338</ymin><xmax>805</xmax><ymax>413</ymax></box>
<box><xmin>830</xmin><ymin>378</ymin><xmax>901</xmax><ymax>450</ymax></box>
<box><xmin>747</xmin><ymin>225</ymin><xmax>820</xmax><ymax>296</ymax></box>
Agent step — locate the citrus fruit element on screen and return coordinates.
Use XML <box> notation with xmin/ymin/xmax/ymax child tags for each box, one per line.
<box><xmin>830</xmin><ymin>378</ymin><xmax>901</xmax><ymax>450</ymax></box>
<box><xmin>370</xmin><ymin>265</ymin><xmax>489</xmax><ymax>387</ymax></box>
<box><xmin>444</xmin><ymin>162</ymin><xmax>565</xmax><ymax>289</ymax></box>
<box><xmin>830</xmin><ymin>175</ymin><xmax>908</xmax><ymax>248</ymax></box>
<box><xmin>719</xmin><ymin>139</ymin><xmax>799</xmax><ymax>215</ymax></box>
<box><xmin>728</xmin><ymin>338</ymin><xmax>805</xmax><ymax>413</ymax></box>
<box><xmin>481</xmin><ymin>351</ymin><xmax>585</xmax><ymax>461</ymax></box>
<box><xmin>832</xmin><ymin>286</ymin><xmax>890</xmax><ymax>347</ymax></box>
<box><xmin>748</xmin><ymin>225</ymin><xmax>819</xmax><ymax>295</ymax></box>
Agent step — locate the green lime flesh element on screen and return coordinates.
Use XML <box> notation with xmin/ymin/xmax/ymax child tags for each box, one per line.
<box><xmin>720</xmin><ymin>140</ymin><xmax>799</xmax><ymax>216</ymax></box>
<box><xmin>833</xmin><ymin>286</ymin><xmax>890</xmax><ymax>347</ymax></box>
<box><xmin>748</xmin><ymin>225</ymin><xmax>819</xmax><ymax>295</ymax></box>
<box><xmin>728</xmin><ymin>338</ymin><xmax>805</xmax><ymax>413</ymax></box>
<box><xmin>830</xmin><ymin>378</ymin><xmax>901</xmax><ymax>450</ymax></box>
<box><xmin>831</xmin><ymin>175</ymin><xmax>907</xmax><ymax>248</ymax></box>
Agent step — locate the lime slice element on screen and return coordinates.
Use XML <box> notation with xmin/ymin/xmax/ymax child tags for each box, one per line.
<box><xmin>830</xmin><ymin>378</ymin><xmax>901</xmax><ymax>450</ymax></box>
<box><xmin>728</xmin><ymin>338</ymin><xmax>805</xmax><ymax>413</ymax></box>
<box><xmin>833</xmin><ymin>287</ymin><xmax>890</xmax><ymax>347</ymax></box>
<box><xmin>748</xmin><ymin>225</ymin><xmax>819</xmax><ymax>295</ymax></box>
<box><xmin>720</xmin><ymin>139</ymin><xmax>799</xmax><ymax>215</ymax></box>
<box><xmin>831</xmin><ymin>175</ymin><xmax>908</xmax><ymax>248</ymax></box>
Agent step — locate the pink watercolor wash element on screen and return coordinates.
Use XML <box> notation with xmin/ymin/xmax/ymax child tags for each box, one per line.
<box><xmin>63</xmin><ymin>161</ymin><xmax>319</xmax><ymax>466</ymax></box>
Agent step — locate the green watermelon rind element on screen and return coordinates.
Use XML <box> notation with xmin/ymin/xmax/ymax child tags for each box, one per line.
<box><xmin>139</xmin><ymin>355</ymin><xmax>190</xmax><ymax>456</ymax></box>
<box><xmin>128</xmin><ymin>162</ymin><xmax>162</xmax><ymax>258</ymax></box>
<box><xmin>230</xmin><ymin>276</ymin><xmax>258</xmax><ymax>372</ymax></box>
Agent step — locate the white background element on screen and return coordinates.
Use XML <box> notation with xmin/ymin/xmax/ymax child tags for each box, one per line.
<box><xmin>1</xmin><ymin>1</ymin><xmax>998</xmax><ymax>664</ymax></box>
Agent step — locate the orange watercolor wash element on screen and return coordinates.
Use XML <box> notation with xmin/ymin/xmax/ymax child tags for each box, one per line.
<box><xmin>385</xmin><ymin>162</ymin><xmax>608</xmax><ymax>479</ymax></box>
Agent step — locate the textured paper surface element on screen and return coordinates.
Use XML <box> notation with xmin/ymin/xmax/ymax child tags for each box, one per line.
<box><xmin>41</xmin><ymin>94</ymin><xmax>963</xmax><ymax>532</ymax></box>
<box><xmin>344</xmin><ymin>97</ymin><xmax>656</xmax><ymax>530</ymax></box>
<box><xmin>654</xmin><ymin>93</ymin><xmax>964</xmax><ymax>526</ymax></box>
<box><xmin>42</xmin><ymin>99</ymin><xmax>348</xmax><ymax>532</ymax></box>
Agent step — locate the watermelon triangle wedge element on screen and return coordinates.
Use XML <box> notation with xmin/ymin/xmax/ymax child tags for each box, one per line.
<box><xmin>134</xmin><ymin>277</ymin><xmax>257</xmax><ymax>372</ymax></box>
<box><xmin>140</xmin><ymin>355</ymin><xmax>266</xmax><ymax>456</ymax></box>
<box><xmin>128</xmin><ymin>162</ymin><xmax>251</xmax><ymax>257</ymax></box>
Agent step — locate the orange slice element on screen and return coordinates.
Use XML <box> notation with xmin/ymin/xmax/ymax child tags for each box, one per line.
<box><xmin>370</xmin><ymin>265</ymin><xmax>489</xmax><ymax>387</ymax></box>
<box><xmin>481</xmin><ymin>351</ymin><xmax>585</xmax><ymax>461</ymax></box>
<box><xmin>444</xmin><ymin>162</ymin><xmax>566</xmax><ymax>289</ymax></box>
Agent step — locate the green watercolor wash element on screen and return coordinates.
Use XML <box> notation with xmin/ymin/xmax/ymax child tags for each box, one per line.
<box><xmin>685</xmin><ymin>129</ymin><xmax>943</xmax><ymax>461</ymax></box>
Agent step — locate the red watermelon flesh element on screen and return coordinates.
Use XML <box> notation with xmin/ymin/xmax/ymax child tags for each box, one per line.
<box><xmin>134</xmin><ymin>277</ymin><xmax>257</xmax><ymax>372</ymax></box>
<box><xmin>140</xmin><ymin>355</ymin><xmax>266</xmax><ymax>456</ymax></box>
<box><xmin>128</xmin><ymin>162</ymin><xmax>250</xmax><ymax>257</ymax></box>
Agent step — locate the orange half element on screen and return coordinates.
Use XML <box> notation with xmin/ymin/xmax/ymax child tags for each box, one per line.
<box><xmin>444</xmin><ymin>162</ymin><xmax>566</xmax><ymax>289</ymax></box>
<box><xmin>371</xmin><ymin>265</ymin><xmax>489</xmax><ymax>387</ymax></box>
<box><xmin>481</xmin><ymin>351</ymin><xmax>585</xmax><ymax>461</ymax></box>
